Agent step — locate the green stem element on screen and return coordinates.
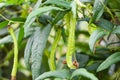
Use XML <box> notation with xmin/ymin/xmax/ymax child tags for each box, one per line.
<box><xmin>49</xmin><ymin>28</ymin><xmax>61</xmax><ymax>71</ymax></box>
<box><xmin>8</xmin><ymin>26</ymin><xmax>18</xmax><ymax>80</ymax></box>
<box><xmin>0</xmin><ymin>14</ymin><xmax>24</xmax><ymax>23</ymax></box>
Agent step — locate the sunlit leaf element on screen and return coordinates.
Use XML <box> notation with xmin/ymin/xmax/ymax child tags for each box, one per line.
<box><xmin>95</xmin><ymin>18</ymin><xmax>114</xmax><ymax>31</ymax></box>
<box><xmin>0</xmin><ymin>21</ymin><xmax>8</xmax><ymax>29</ymax></box>
<box><xmin>42</xmin><ymin>0</ymin><xmax>71</xmax><ymax>9</ymax></box>
<box><xmin>0</xmin><ymin>17</ymin><xmax>25</xmax><ymax>29</ymax></box>
<box><xmin>97</xmin><ymin>52</ymin><xmax>120</xmax><ymax>72</ymax></box>
<box><xmin>35</xmin><ymin>69</ymin><xmax>70</xmax><ymax>80</ymax></box>
<box><xmin>18</xmin><ymin>26</ymin><xmax>24</xmax><ymax>44</ymax></box>
<box><xmin>90</xmin><ymin>0</ymin><xmax>106</xmax><ymax>23</ymax></box>
<box><xmin>71</xmin><ymin>68</ymin><xmax>98</xmax><ymax>80</ymax></box>
<box><xmin>24</xmin><ymin>6</ymin><xmax>63</xmax><ymax>37</ymax></box>
<box><xmin>89</xmin><ymin>29</ymin><xmax>107</xmax><ymax>52</ymax></box>
<box><xmin>112</xmin><ymin>25</ymin><xmax>120</xmax><ymax>34</ymax></box>
<box><xmin>38</xmin><ymin>14</ymin><xmax>52</xmax><ymax>25</ymax></box>
<box><xmin>52</xmin><ymin>11</ymin><xmax>67</xmax><ymax>25</ymax></box>
<box><xmin>31</xmin><ymin>25</ymin><xmax>52</xmax><ymax>79</ymax></box>
<box><xmin>24</xmin><ymin>36</ymin><xmax>34</xmax><ymax>69</ymax></box>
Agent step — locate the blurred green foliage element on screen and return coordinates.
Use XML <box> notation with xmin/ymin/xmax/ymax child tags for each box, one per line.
<box><xmin>0</xmin><ymin>0</ymin><xmax>120</xmax><ymax>80</ymax></box>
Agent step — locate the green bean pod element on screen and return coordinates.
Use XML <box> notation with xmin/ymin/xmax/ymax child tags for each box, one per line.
<box><xmin>65</xmin><ymin>12</ymin><xmax>76</xmax><ymax>69</ymax></box>
<box><xmin>8</xmin><ymin>26</ymin><xmax>18</xmax><ymax>80</ymax></box>
<box><xmin>50</xmin><ymin>28</ymin><xmax>61</xmax><ymax>71</ymax></box>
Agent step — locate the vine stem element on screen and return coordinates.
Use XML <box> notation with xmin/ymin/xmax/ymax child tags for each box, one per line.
<box><xmin>8</xmin><ymin>26</ymin><xmax>18</xmax><ymax>80</ymax></box>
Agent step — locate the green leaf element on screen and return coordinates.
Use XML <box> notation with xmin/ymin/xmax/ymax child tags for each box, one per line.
<box><xmin>112</xmin><ymin>25</ymin><xmax>120</xmax><ymax>34</ymax></box>
<box><xmin>90</xmin><ymin>0</ymin><xmax>106</xmax><ymax>23</ymax></box>
<box><xmin>31</xmin><ymin>25</ymin><xmax>52</xmax><ymax>79</ymax></box>
<box><xmin>18</xmin><ymin>26</ymin><xmax>24</xmax><ymax>44</ymax></box>
<box><xmin>42</xmin><ymin>0</ymin><xmax>71</xmax><ymax>9</ymax></box>
<box><xmin>38</xmin><ymin>14</ymin><xmax>52</xmax><ymax>25</ymax></box>
<box><xmin>52</xmin><ymin>11</ymin><xmax>67</xmax><ymax>25</ymax></box>
<box><xmin>35</xmin><ymin>69</ymin><xmax>70</xmax><ymax>80</ymax></box>
<box><xmin>0</xmin><ymin>17</ymin><xmax>25</xmax><ymax>29</ymax></box>
<box><xmin>0</xmin><ymin>21</ymin><xmax>8</xmax><ymax>29</ymax></box>
<box><xmin>61</xmin><ymin>27</ymin><xmax>67</xmax><ymax>43</ymax></box>
<box><xmin>95</xmin><ymin>18</ymin><xmax>114</xmax><ymax>31</ymax></box>
<box><xmin>23</xmin><ymin>0</ymin><xmax>42</xmax><ymax>37</ymax></box>
<box><xmin>76</xmin><ymin>53</ymin><xmax>89</xmax><ymax>67</ymax></box>
<box><xmin>71</xmin><ymin>68</ymin><xmax>98</xmax><ymax>80</ymax></box>
<box><xmin>97</xmin><ymin>52</ymin><xmax>120</xmax><ymax>72</ymax></box>
<box><xmin>11</xmin><ymin>17</ymin><xmax>25</xmax><ymax>22</ymax></box>
<box><xmin>24</xmin><ymin>6</ymin><xmax>63</xmax><ymax>37</ymax></box>
<box><xmin>24</xmin><ymin>36</ymin><xmax>34</xmax><ymax>69</ymax></box>
<box><xmin>89</xmin><ymin>29</ymin><xmax>107</xmax><ymax>52</ymax></box>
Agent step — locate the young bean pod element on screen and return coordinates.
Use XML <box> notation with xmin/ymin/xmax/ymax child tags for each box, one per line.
<box><xmin>8</xmin><ymin>26</ymin><xmax>18</xmax><ymax>80</ymax></box>
<box><xmin>65</xmin><ymin>12</ymin><xmax>76</xmax><ymax>69</ymax></box>
<box><xmin>50</xmin><ymin>28</ymin><xmax>61</xmax><ymax>71</ymax></box>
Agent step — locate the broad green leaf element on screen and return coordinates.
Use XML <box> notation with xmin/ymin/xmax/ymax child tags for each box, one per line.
<box><xmin>71</xmin><ymin>68</ymin><xmax>98</xmax><ymax>80</ymax></box>
<box><xmin>42</xmin><ymin>0</ymin><xmax>71</xmax><ymax>9</ymax></box>
<box><xmin>76</xmin><ymin>53</ymin><xmax>89</xmax><ymax>67</ymax></box>
<box><xmin>35</xmin><ymin>69</ymin><xmax>70</xmax><ymax>80</ymax></box>
<box><xmin>24</xmin><ymin>36</ymin><xmax>34</xmax><ymax>69</ymax></box>
<box><xmin>112</xmin><ymin>25</ymin><xmax>120</xmax><ymax>34</ymax></box>
<box><xmin>95</xmin><ymin>18</ymin><xmax>114</xmax><ymax>31</ymax></box>
<box><xmin>52</xmin><ymin>11</ymin><xmax>67</xmax><ymax>25</ymax></box>
<box><xmin>0</xmin><ymin>17</ymin><xmax>25</xmax><ymax>29</ymax></box>
<box><xmin>23</xmin><ymin>0</ymin><xmax>42</xmax><ymax>37</ymax></box>
<box><xmin>97</xmin><ymin>52</ymin><xmax>120</xmax><ymax>72</ymax></box>
<box><xmin>24</xmin><ymin>6</ymin><xmax>63</xmax><ymax>37</ymax></box>
<box><xmin>61</xmin><ymin>27</ymin><xmax>67</xmax><ymax>43</ymax></box>
<box><xmin>38</xmin><ymin>15</ymin><xmax>52</xmax><ymax>25</ymax></box>
<box><xmin>40</xmin><ymin>54</ymin><xmax>49</xmax><ymax>74</ymax></box>
<box><xmin>31</xmin><ymin>25</ymin><xmax>52</xmax><ymax>79</ymax></box>
<box><xmin>27</xmin><ymin>7</ymin><xmax>63</xmax><ymax>21</ymax></box>
<box><xmin>11</xmin><ymin>17</ymin><xmax>25</xmax><ymax>22</ymax></box>
<box><xmin>18</xmin><ymin>26</ymin><xmax>24</xmax><ymax>44</ymax></box>
<box><xmin>0</xmin><ymin>21</ymin><xmax>8</xmax><ymax>29</ymax></box>
<box><xmin>86</xmin><ymin>61</ymin><xmax>101</xmax><ymax>71</ymax></box>
<box><xmin>90</xmin><ymin>0</ymin><xmax>106</xmax><ymax>23</ymax></box>
<box><xmin>89</xmin><ymin>29</ymin><xmax>107</xmax><ymax>52</ymax></box>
